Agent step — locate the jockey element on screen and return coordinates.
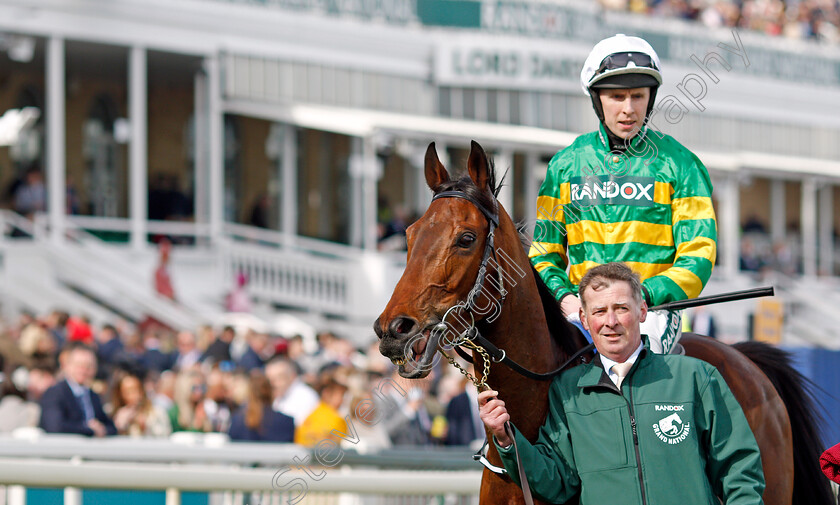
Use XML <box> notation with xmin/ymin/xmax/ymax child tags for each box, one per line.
<box><xmin>529</xmin><ymin>34</ymin><xmax>718</xmax><ymax>354</ymax></box>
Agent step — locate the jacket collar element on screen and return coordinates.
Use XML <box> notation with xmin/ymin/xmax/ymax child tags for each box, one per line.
<box><xmin>578</xmin><ymin>336</ymin><xmax>652</xmax><ymax>390</ymax></box>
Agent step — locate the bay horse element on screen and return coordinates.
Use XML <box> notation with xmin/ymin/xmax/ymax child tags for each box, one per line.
<box><xmin>374</xmin><ymin>141</ymin><xmax>832</xmax><ymax>505</ymax></box>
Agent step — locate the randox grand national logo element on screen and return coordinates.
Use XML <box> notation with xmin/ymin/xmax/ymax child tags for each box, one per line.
<box><xmin>653</xmin><ymin>412</ymin><xmax>691</xmax><ymax>444</ymax></box>
<box><xmin>570</xmin><ymin>175</ymin><xmax>655</xmax><ymax>207</ymax></box>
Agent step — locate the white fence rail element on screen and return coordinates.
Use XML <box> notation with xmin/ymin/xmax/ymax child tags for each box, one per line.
<box><xmin>0</xmin><ymin>434</ymin><xmax>481</xmax><ymax>505</ymax></box>
<box><xmin>0</xmin><ymin>458</ymin><xmax>481</xmax><ymax>494</ymax></box>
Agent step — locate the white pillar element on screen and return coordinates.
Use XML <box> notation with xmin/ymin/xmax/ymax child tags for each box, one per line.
<box><xmin>360</xmin><ymin>137</ymin><xmax>379</xmax><ymax>251</ymax></box>
<box><xmin>720</xmin><ymin>175</ymin><xmax>740</xmax><ymax>278</ymax></box>
<box><xmin>349</xmin><ymin>138</ymin><xmax>364</xmax><ymax>248</ymax></box>
<box><xmin>524</xmin><ymin>152</ymin><xmax>539</xmax><ymax>239</ymax></box>
<box><xmin>771</xmin><ymin>179</ymin><xmax>786</xmax><ymax>243</ymax></box>
<box><xmin>494</xmin><ymin>149</ymin><xmax>514</xmax><ymax>218</ymax></box>
<box><xmin>193</xmin><ymin>70</ymin><xmax>209</xmax><ymax>234</ymax></box>
<box><xmin>165</xmin><ymin>488</ymin><xmax>181</xmax><ymax>505</ymax></box>
<box><xmin>819</xmin><ymin>184</ymin><xmax>834</xmax><ymax>276</ymax></box>
<box><xmin>129</xmin><ymin>46</ymin><xmax>148</xmax><ymax>250</ymax></box>
<box><xmin>801</xmin><ymin>178</ymin><xmax>818</xmax><ymax>277</ymax></box>
<box><xmin>63</xmin><ymin>488</ymin><xmax>81</xmax><ymax>505</ymax></box>
<box><xmin>280</xmin><ymin>123</ymin><xmax>297</xmax><ymax>242</ymax></box>
<box><xmin>8</xmin><ymin>485</ymin><xmax>26</xmax><ymax>505</ymax></box>
<box><xmin>206</xmin><ymin>57</ymin><xmax>224</xmax><ymax>243</ymax></box>
<box><xmin>46</xmin><ymin>36</ymin><xmax>66</xmax><ymax>244</ymax></box>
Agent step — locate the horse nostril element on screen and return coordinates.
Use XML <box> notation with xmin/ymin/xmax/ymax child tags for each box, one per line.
<box><xmin>389</xmin><ymin>316</ymin><xmax>418</xmax><ymax>338</ymax></box>
<box><xmin>373</xmin><ymin>317</ymin><xmax>384</xmax><ymax>340</ymax></box>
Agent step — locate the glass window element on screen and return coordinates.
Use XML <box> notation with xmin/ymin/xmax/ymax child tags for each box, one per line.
<box><xmin>438</xmin><ymin>87</ymin><xmax>451</xmax><ymax>117</ymax></box>
<box><xmin>463</xmin><ymin>88</ymin><xmax>476</xmax><ymax>120</ymax></box>
<box><xmin>84</xmin><ymin>94</ymin><xmax>125</xmax><ymax>218</ymax></box>
<box><xmin>297</xmin><ymin>129</ymin><xmax>353</xmax><ymax>244</ymax></box>
<box><xmin>487</xmin><ymin>89</ymin><xmax>498</xmax><ymax>123</ymax></box>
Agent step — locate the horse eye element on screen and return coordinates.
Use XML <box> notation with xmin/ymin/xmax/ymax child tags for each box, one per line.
<box><xmin>456</xmin><ymin>233</ymin><xmax>477</xmax><ymax>248</ymax></box>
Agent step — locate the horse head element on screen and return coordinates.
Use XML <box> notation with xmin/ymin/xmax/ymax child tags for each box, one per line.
<box><xmin>374</xmin><ymin>140</ymin><xmax>518</xmax><ymax>379</ymax></box>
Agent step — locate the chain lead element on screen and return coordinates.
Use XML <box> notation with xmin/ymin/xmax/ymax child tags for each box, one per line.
<box><xmin>440</xmin><ymin>341</ymin><xmax>492</xmax><ymax>392</ymax></box>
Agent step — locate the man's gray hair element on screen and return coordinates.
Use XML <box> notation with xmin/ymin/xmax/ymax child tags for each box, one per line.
<box><xmin>578</xmin><ymin>262</ymin><xmax>643</xmax><ymax>308</ymax></box>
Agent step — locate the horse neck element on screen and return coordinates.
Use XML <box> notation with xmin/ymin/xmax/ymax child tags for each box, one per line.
<box><xmin>477</xmin><ymin>218</ymin><xmax>561</xmax><ymax>439</ymax></box>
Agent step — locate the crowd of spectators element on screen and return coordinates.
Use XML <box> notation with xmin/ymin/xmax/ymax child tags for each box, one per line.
<box><xmin>0</xmin><ymin>310</ymin><xmax>486</xmax><ymax>450</ymax></box>
<box><xmin>597</xmin><ymin>0</ymin><xmax>840</xmax><ymax>43</ymax></box>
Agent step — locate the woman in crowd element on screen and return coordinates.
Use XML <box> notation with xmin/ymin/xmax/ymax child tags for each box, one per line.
<box><xmin>228</xmin><ymin>372</ymin><xmax>294</xmax><ymax>442</ymax></box>
<box><xmin>111</xmin><ymin>372</ymin><xmax>172</xmax><ymax>437</ymax></box>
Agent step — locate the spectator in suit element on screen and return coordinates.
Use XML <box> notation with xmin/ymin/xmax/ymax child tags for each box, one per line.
<box><xmin>172</xmin><ymin>331</ymin><xmax>201</xmax><ymax>371</ymax></box>
<box><xmin>201</xmin><ymin>326</ymin><xmax>235</xmax><ymax>365</ymax></box>
<box><xmin>141</xmin><ymin>329</ymin><xmax>173</xmax><ymax>373</ymax></box>
<box><xmin>39</xmin><ymin>343</ymin><xmax>117</xmax><ymax>437</ymax></box>
<box><xmin>378</xmin><ymin>369</ymin><xmax>439</xmax><ymax>446</ymax></box>
<box><xmin>265</xmin><ymin>357</ymin><xmax>319</xmax><ymax>427</ymax></box>
<box><xmin>228</xmin><ymin>372</ymin><xmax>294</xmax><ymax>442</ymax></box>
<box><xmin>445</xmin><ymin>379</ymin><xmax>485</xmax><ymax>446</ymax></box>
<box><xmin>237</xmin><ymin>331</ymin><xmax>268</xmax><ymax>372</ymax></box>
<box><xmin>96</xmin><ymin>324</ymin><xmax>124</xmax><ymax>380</ymax></box>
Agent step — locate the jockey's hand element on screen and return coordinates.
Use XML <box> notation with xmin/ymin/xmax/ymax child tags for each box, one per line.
<box><xmin>478</xmin><ymin>389</ymin><xmax>512</xmax><ymax>448</ymax></box>
<box><xmin>561</xmin><ymin>294</ymin><xmax>582</xmax><ymax>321</ymax></box>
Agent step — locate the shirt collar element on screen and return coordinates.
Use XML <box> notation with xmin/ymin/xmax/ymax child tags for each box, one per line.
<box><xmin>66</xmin><ymin>377</ymin><xmax>87</xmax><ymax>396</ymax></box>
<box><xmin>599</xmin><ymin>340</ymin><xmax>644</xmax><ymax>377</ymax></box>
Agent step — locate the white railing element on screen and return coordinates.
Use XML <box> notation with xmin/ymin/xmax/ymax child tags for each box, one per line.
<box><xmin>222</xmin><ymin>241</ymin><xmax>352</xmax><ymax>316</ymax></box>
<box><xmin>0</xmin><ymin>434</ymin><xmax>480</xmax><ymax>505</ymax></box>
<box><xmin>0</xmin><ymin>459</ymin><xmax>480</xmax><ymax>505</ymax></box>
<box><xmin>0</xmin><ymin>212</ymin><xmax>404</xmax><ymax>330</ymax></box>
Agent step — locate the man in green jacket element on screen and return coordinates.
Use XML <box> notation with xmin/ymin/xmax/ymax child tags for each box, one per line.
<box><xmin>479</xmin><ymin>262</ymin><xmax>764</xmax><ymax>504</ymax></box>
<box><xmin>529</xmin><ymin>34</ymin><xmax>717</xmax><ymax>354</ymax></box>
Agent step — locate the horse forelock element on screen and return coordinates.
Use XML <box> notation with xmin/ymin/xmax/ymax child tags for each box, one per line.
<box><xmin>431</xmin><ymin>157</ymin><xmax>500</xmax><ymax>212</ymax></box>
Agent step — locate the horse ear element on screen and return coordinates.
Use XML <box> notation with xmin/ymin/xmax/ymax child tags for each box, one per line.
<box><xmin>424</xmin><ymin>142</ymin><xmax>450</xmax><ymax>190</ymax></box>
<box><xmin>467</xmin><ymin>140</ymin><xmax>490</xmax><ymax>191</ymax></box>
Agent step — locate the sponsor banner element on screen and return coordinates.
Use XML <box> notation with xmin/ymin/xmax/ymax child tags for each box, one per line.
<box><xmin>209</xmin><ymin>0</ymin><xmax>840</xmax><ymax>85</ymax></box>
<box><xmin>434</xmin><ymin>37</ymin><xmax>587</xmax><ymax>91</ymax></box>
<box><xmin>208</xmin><ymin>0</ymin><xmax>418</xmax><ymax>23</ymax></box>
<box><xmin>569</xmin><ymin>175</ymin><xmax>655</xmax><ymax>207</ymax></box>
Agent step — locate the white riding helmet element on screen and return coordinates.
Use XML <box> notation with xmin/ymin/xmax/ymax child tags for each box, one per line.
<box><xmin>580</xmin><ymin>34</ymin><xmax>662</xmax><ymax>96</ymax></box>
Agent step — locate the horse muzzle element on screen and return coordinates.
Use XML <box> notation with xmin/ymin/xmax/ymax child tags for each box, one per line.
<box><xmin>375</xmin><ymin>316</ymin><xmax>442</xmax><ymax>378</ymax></box>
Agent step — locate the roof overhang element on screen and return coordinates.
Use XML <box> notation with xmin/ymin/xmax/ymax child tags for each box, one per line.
<box><xmin>225</xmin><ymin>99</ymin><xmax>840</xmax><ymax>180</ymax></box>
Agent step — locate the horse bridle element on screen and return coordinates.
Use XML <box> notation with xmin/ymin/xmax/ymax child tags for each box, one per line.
<box><xmin>431</xmin><ymin>188</ymin><xmax>593</xmax><ymax>505</ymax></box>
<box><xmin>430</xmin><ymin>189</ymin><xmax>595</xmax><ymax>385</ymax></box>
<box><xmin>432</xmin><ymin>190</ymin><xmax>507</xmax><ymax>315</ymax></box>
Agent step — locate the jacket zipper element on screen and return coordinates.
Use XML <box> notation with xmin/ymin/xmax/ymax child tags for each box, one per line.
<box><xmin>624</xmin><ymin>380</ymin><xmax>647</xmax><ymax>505</ymax></box>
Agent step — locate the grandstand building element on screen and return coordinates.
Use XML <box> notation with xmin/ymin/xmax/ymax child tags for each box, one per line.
<box><xmin>0</xmin><ymin>0</ymin><xmax>839</xmax><ymax>346</ymax></box>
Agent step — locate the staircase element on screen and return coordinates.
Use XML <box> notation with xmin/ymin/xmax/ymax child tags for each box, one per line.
<box><xmin>0</xmin><ymin>212</ymin><xmax>403</xmax><ymax>344</ymax></box>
